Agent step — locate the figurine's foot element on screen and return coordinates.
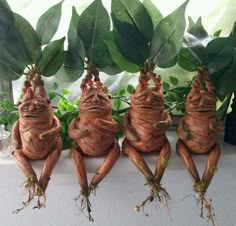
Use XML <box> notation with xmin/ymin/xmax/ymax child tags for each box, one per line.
<box><xmin>134</xmin><ymin>178</ymin><xmax>170</xmax><ymax>215</ymax></box>
<box><xmin>13</xmin><ymin>175</ymin><xmax>46</xmax><ymax>213</ymax></box>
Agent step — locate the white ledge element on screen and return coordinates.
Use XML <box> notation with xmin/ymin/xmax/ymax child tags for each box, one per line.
<box><xmin>0</xmin><ymin>131</ymin><xmax>235</xmax><ymax>226</ymax></box>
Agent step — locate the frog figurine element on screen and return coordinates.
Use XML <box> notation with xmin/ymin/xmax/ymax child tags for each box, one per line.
<box><xmin>68</xmin><ymin>72</ymin><xmax>120</xmax><ymax>221</ymax></box>
<box><xmin>176</xmin><ymin>68</ymin><xmax>224</xmax><ymax>224</ymax></box>
<box><xmin>12</xmin><ymin>74</ymin><xmax>62</xmax><ymax>212</ymax></box>
<box><xmin>122</xmin><ymin>67</ymin><xmax>172</xmax><ymax>211</ymax></box>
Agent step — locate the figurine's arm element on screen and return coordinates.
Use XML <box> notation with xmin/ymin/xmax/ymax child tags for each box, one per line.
<box><xmin>153</xmin><ymin>112</ymin><xmax>172</xmax><ymax>130</ymax></box>
<box><xmin>176</xmin><ymin>117</ymin><xmax>191</xmax><ymax>140</ymax></box>
<box><xmin>39</xmin><ymin>115</ymin><xmax>61</xmax><ymax>140</ymax></box>
<box><xmin>11</xmin><ymin>120</ymin><xmax>21</xmax><ymax>149</ymax></box>
<box><xmin>94</xmin><ymin>118</ymin><xmax>119</xmax><ymax>132</ymax></box>
<box><xmin>122</xmin><ymin>112</ymin><xmax>139</xmax><ymax>142</ymax></box>
<box><xmin>68</xmin><ymin>118</ymin><xmax>89</xmax><ymax>140</ymax></box>
<box><xmin>209</xmin><ymin>118</ymin><xmax>224</xmax><ymax>134</ymax></box>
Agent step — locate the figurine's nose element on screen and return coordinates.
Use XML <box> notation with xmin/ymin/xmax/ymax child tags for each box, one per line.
<box><xmin>92</xmin><ymin>93</ymin><xmax>99</xmax><ymax>103</ymax></box>
<box><xmin>146</xmin><ymin>93</ymin><xmax>153</xmax><ymax>104</ymax></box>
<box><xmin>29</xmin><ymin>104</ymin><xmax>35</xmax><ymax>112</ymax></box>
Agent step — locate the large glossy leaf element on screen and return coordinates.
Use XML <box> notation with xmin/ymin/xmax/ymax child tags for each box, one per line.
<box><xmin>149</xmin><ymin>0</ymin><xmax>189</xmax><ymax>66</ymax></box>
<box><xmin>0</xmin><ymin>63</ymin><xmax>21</xmax><ymax>81</ymax></box>
<box><xmin>178</xmin><ymin>47</ymin><xmax>201</xmax><ymax>71</ymax></box>
<box><xmin>143</xmin><ymin>0</ymin><xmax>163</xmax><ymax>29</ymax></box>
<box><xmin>67</xmin><ymin>6</ymin><xmax>85</xmax><ymax>61</ymax></box>
<box><xmin>212</xmin><ymin>49</ymin><xmax>236</xmax><ymax>96</ymax></box>
<box><xmin>77</xmin><ymin>0</ymin><xmax>110</xmax><ymax>52</ymax></box>
<box><xmin>203</xmin><ymin>37</ymin><xmax>234</xmax><ymax>73</ymax></box>
<box><xmin>158</xmin><ymin>55</ymin><xmax>177</xmax><ymax>68</ymax></box>
<box><xmin>0</xmin><ymin>3</ymin><xmax>33</xmax><ymax>65</ymax></box>
<box><xmin>36</xmin><ymin>1</ymin><xmax>63</xmax><ymax>45</ymax></box>
<box><xmin>90</xmin><ymin>39</ymin><xmax>114</xmax><ymax>69</ymax></box>
<box><xmin>14</xmin><ymin>13</ymin><xmax>42</xmax><ymax>64</ymax></box>
<box><xmin>37</xmin><ymin>37</ymin><xmax>65</xmax><ymax>77</ymax></box>
<box><xmin>55</xmin><ymin>50</ymin><xmax>84</xmax><ymax>82</ymax></box>
<box><xmin>0</xmin><ymin>43</ymin><xmax>25</xmax><ymax>75</ymax></box>
<box><xmin>230</xmin><ymin>21</ymin><xmax>236</xmax><ymax>38</ymax></box>
<box><xmin>216</xmin><ymin>93</ymin><xmax>232</xmax><ymax>120</ymax></box>
<box><xmin>187</xmin><ymin>17</ymin><xmax>209</xmax><ymax>40</ymax></box>
<box><xmin>0</xmin><ymin>0</ymin><xmax>10</xmax><ymax>9</ymax></box>
<box><xmin>111</xmin><ymin>0</ymin><xmax>153</xmax><ymax>41</ymax></box>
<box><xmin>104</xmin><ymin>37</ymin><xmax>140</xmax><ymax>73</ymax></box>
<box><xmin>112</xmin><ymin>15</ymin><xmax>149</xmax><ymax>65</ymax></box>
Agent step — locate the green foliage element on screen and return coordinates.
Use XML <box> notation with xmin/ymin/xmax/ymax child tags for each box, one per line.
<box><xmin>0</xmin><ymin>92</ymin><xmax>18</xmax><ymax>130</ymax></box>
<box><xmin>37</xmin><ymin>37</ymin><xmax>65</xmax><ymax>77</ymax></box>
<box><xmin>150</xmin><ymin>0</ymin><xmax>189</xmax><ymax>66</ymax></box>
<box><xmin>36</xmin><ymin>0</ymin><xmax>64</xmax><ymax>45</ymax></box>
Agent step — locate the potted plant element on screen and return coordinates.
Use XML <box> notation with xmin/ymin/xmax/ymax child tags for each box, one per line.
<box><xmin>0</xmin><ymin>0</ymin><xmax>65</xmax><ymax>212</ymax></box>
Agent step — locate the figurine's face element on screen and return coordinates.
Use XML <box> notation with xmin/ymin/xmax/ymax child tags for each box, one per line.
<box><xmin>80</xmin><ymin>88</ymin><xmax>111</xmax><ymax>114</ymax></box>
<box><xmin>19</xmin><ymin>97</ymin><xmax>51</xmax><ymax>121</ymax></box>
<box><xmin>132</xmin><ymin>87</ymin><xmax>164</xmax><ymax>110</ymax></box>
<box><xmin>186</xmin><ymin>90</ymin><xmax>216</xmax><ymax>112</ymax></box>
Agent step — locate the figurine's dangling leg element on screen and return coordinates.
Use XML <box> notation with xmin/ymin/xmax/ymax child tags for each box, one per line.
<box><xmin>90</xmin><ymin>139</ymin><xmax>120</xmax><ymax>188</ymax></box>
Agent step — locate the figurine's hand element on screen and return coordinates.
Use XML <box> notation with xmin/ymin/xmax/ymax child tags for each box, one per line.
<box><xmin>153</xmin><ymin>120</ymin><xmax>169</xmax><ymax>130</ymax></box>
<box><xmin>177</xmin><ymin>125</ymin><xmax>191</xmax><ymax>140</ymax></box>
<box><xmin>94</xmin><ymin>118</ymin><xmax>119</xmax><ymax>132</ymax></box>
<box><xmin>209</xmin><ymin>120</ymin><xmax>224</xmax><ymax>133</ymax></box>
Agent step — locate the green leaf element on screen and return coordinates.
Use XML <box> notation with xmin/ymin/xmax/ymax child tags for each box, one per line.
<box><xmin>90</xmin><ymin>38</ymin><xmax>114</xmax><ymax>68</ymax></box>
<box><xmin>150</xmin><ymin>0</ymin><xmax>189</xmax><ymax>66</ymax></box>
<box><xmin>62</xmin><ymin>88</ymin><xmax>70</xmax><ymax>95</ymax></box>
<box><xmin>158</xmin><ymin>55</ymin><xmax>177</xmax><ymax>68</ymax></box>
<box><xmin>55</xmin><ymin>50</ymin><xmax>84</xmax><ymax>82</ymax></box>
<box><xmin>143</xmin><ymin>0</ymin><xmax>163</xmax><ymax>29</ymax></box>
<box><xmin>212</xmin><ymin>50</ymin><xmax>236</xmax><ymax>96</ymax></box>
<box><xmin>104</xmin><ymin>35</ymin><xmax>140</xmax><ymax>73</ymax></box>
<box><xmin>114</xmin><ymin>99</ymin><xmax>122</xmax><ymax>110</ymax></box>
<box><xmin>111</xmin><ymin>0</ymin><xmax>153</xmax><ymax>41</ymax></box>
<box><xmin>51</xmin><ymin>82</ymin><xmax>58</xmax><ymax>90</ymax></box>
<box><xmin>77</xmin><ymin>0</ymin><xmax>110</xmax><ymax>52</ymax></box>
<box><xmin>36</xmin><ymin>1</ymin><xmax>64</xmax><ymax>45</ymax></box>
<box><xmin>216</xmin><ymin>93</ymin><xmax>232</xmax><ymax>120</ymax></box>
<box><xmin>48</xmin><ymin>92</ymin><xmax>56</xmax><ymax>100</ymax></box>
<box><xmin>7</xmin><ymin>111</ymin><xmax>18</xmax><ymax>127</ymax></box>
<box><xmin>37</xmin><ymin>37</ymin><xmax>65</xmax><ymax>77</ymax></box>
<box><xmin>112</xmin><ymin>15</ymin><xmax>149</xmax><ymax>65</ymax></box>
<box><xmin>169</xmin><ymin>76</ymin><xmax>179</xmax><ymax>86</ymax></box>
<box><xmin>162</xmin><ymin>81</ymin><xmax>170</xmax><ymax>91</ymax></box>
<box><xmin>203</xmin><ymin>37</ymin><xmax>234</xmax><ymax>74</ymax></box>
<box><xmin>118</xmin><ymin>88</ymin><xmax>126</xmax><ymax>96</ymax></box>
<box><xmin>0</xmin><ymin>63</ymin><xmax>21</xmax><ymax>81</ymax></box>
<box><xmin>100</xmin><ymin>63</ymin><xmax>122</xmax><ymax>75</ymax></box>
<box><xmin>68</xmin><ymin>6</ymin><xmax>85</xmax><ymax>61</ymax></box>
<box><xmin>0</xmin><ymin>0</ymin><xmax>10</xmax><ymax>9</ymax></box>
<box><xmin>14</xmin><ymin>13</ymin><xmax>42</xmax><ymax>64</ymax></box>
<box><xmin>230</xmin><ymin>21</ymin><xmax>236</xmax><ymax>38</ymax></box>
<box><xmin>2</xmin><ymin>98</ymin><xmax>15</xmax><ymax>110</ymax></box>
<box><xmin>178</xmin><ymin>47</ymin><xmax>200</xmax><ymax>71</ymax></box>
<box><xmin>127</xmin><ymin>84</ymin><xmax>135</xmax><ymax>94</ymax></box>
<box><xmin>213</xmin><ymin>29</ymin><xmax>222</xmax><ymax>37</ymax></box>
<box><xmin>187</xmin><ymin>17</ymin><xmax>209</xmax><ymax>40</ymax></box>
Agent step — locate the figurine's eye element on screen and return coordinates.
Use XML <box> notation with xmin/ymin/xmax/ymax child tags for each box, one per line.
<box><xmin>192</xmin><ymin>100</ymin><xmax>199</xmax><ymax>105</ymax></box>
<box><xmin>83</xmin><ymin>94</ymin><xmax>93</xmax><ymax>103</ymax></box>
<box><xmin>98</xmin><ymin>94</ymin><xmax>107</xmax><ymax>102</ymax></box>
<box><xmin>22</xmin><ymin>105</ymin><xmax>29</xmax><ymax>112</ymax></box>
<box><xmin>35</xmin><ymin>105</ymin><xmax>45</xmax><ymax>112</ymax></box>
<box><xmin>137</xmin><ymin>95</ymin><xmax>146</xmax><ymax>101</ymax></box>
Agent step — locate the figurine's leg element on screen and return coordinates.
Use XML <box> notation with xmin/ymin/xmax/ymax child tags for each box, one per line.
<box><xmin>176</xmin><ymin>139</ymin><xmax>201</xmax><ymax>183</ymax></box>
<box><xmin>154</xmin><ymin>140</ymin><xmax>171</xmax><ymax>184</ymax></box>
<box><xmin>71</xmin><ymin>146</ymin><xmax>88</xmax><ymax>194</ymax></box>
<box><xmin>38</xmin><ymin>144</ymin><xmax>62</xmax><ymax>193</ymax></box>
<box><xmin>13</xmin><ymin>149</ymin><xmax>38</xmax><ymax>181</ymax></box>
<box><xmin>90</xmin><ymin>139</ymin><xmax>120</xmax><ymax>187</ymax></box>
<box><xmin>122</xmin><ymin>139</ymin><xmax>154</xmax><ymax>180</ymax></box>
<box><xmin>202</xmin><ymin>143</ymin><xmax>221</xmax><ymax>191</ymax></box>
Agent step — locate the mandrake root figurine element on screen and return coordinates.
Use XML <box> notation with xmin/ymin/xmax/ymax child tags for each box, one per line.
<box><xmin>176</xmin><ymin>68</ymin><xmax>224</xmax><ymax>226</ymax></box>
<box><xmin>11</xmin><ymin>74</ymin><xmax>62</xmax><ymax>213</ymax></box>
<box><xmin>122</xmin><ymin>65</ymin><xmax>172</xmax><ymax>212</ymax></box>
<box><xmin>68</xmin><ymin>68</ymin><xmax>120</xmax><ymax>221</ymax></box>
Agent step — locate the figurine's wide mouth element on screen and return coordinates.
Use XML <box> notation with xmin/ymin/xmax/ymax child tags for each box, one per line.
<box><xmin>134</xmin><ymin>104</ymin><xmax>163</xmax><ymax>110</ymax></box>
<box><xmin>86</xmin><ymin>106</ymin><xmax>104</xmax><ymax>111</ymax></box>
<box><xmin>23</xmin><ymin>114</ymin><xmax>40</xmax><ymax>118</ymax></box>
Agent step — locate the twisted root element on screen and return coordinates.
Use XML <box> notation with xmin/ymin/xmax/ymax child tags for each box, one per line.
<box><xmin>75</xmin><ymin>184</ymin><xmax>98</xmax><ymax>222</ymax></box>
<box><xmin>135</xmin><ymin>179</ymin><xmax>170</xmax><ymax>215</ymax></box>
<box><xmin>13</xmin><ymin>175</ymin><xmax>46</xmax><ymax>214</ymax></box>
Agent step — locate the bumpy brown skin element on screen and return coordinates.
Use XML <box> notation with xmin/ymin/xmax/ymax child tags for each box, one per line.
<box><xmin>122</xmin><ymin>70</ymin><xmax>172</xmax><ymax>206</ymax></box>
<box><xmin>68</xmin><ymin>73</ymin><xmax>120</xmax><ymax>220</ymax></box>
<box><xmin>11</xmin><ymin>75</ymin><xmax>62</xmax><ymax>211</ymax></box>
<box><xmin>176</xmin><ymin>69</ymin><xmax>224</xmax><ymax>224</ymax></box>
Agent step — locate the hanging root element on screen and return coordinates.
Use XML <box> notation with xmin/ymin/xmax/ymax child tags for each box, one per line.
<box><xmin>194</xmin><ymin>181</ymin><xmax>216</xmax><ymax>226</ymax></box>
<box><xmin>134</xmin><ymin>178</ymin><xmax>170</xmax><ymax>215</ymax></box>
<box><xmin>13</xmin><ymin>175</ymin><xmax>46</xmax><ymax>214</ymax></box>
<box><xmin>196</xmin><ymin>192</ymin><xmax>216</xmax><ymax>226</ymax></box>
<box><xmin>74</xmin><ymin>184</ymin><xmax>98</xmax><ymax>222</ymax></box>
